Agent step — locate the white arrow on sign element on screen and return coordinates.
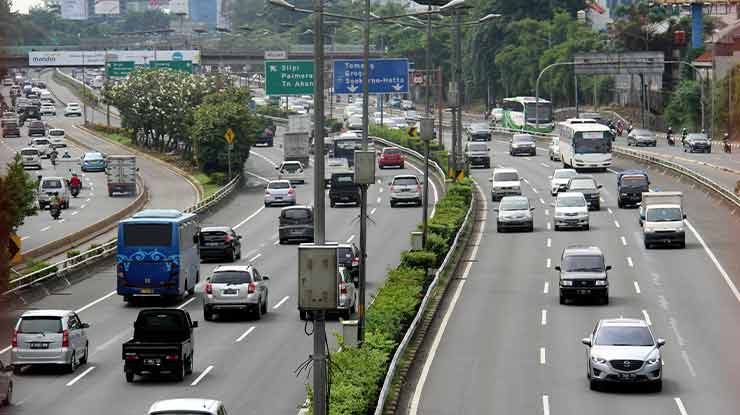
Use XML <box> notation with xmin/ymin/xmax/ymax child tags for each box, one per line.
<box><xmin>269</xmin><ymin>65</ymin><xmax>278</xmax><ymax>72</ymax></box>
<box><xmin>392</xmin><ymin>83</ymin><xmax>404</xmax><ymax>91</ymax></box>
<box><xmin>347</xmin><ymin>85</ymin><xmax>358</xmax><ymax>93</ymax></box>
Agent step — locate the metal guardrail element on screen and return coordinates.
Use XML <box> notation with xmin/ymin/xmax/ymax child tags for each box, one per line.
<box><xmin>372</xmin><ymin>136</ymin><xmax>447</xmax><ymax>184</ymax></box>
<box><xmin>3</xmin><ymin>174</ymin><xmax>242</xmax><ymax>296</ymax></box>
<box><xmin>373</xmin><ymin>182</ymin><xmax>475</xmax><ymax>415</ymax></box>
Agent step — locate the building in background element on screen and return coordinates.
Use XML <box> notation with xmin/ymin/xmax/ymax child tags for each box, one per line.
<box><xmin>190</xmin><ymin>0</ymin><xmax>217</xmax><ymax>27</ymax></box>
<box><xmin>60</xmin><ymin>0</ymin><xmax>89</xmax><ymax>19</ymax></box>
<box><xmin>216</xmin><ymin>0</ymin><xmax>231</xmax><ymax>31</ymax></box>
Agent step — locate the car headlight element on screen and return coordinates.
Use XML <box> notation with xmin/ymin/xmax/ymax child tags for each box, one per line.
<box><xmin>561</xmin><ymin>280</ymin><xmax>573</xmax><ymax>286</ymax></box>
<box><xmin>594</xmin><ymin>280</ymin><xmax>608</xmax><ymax>286</ymax></box>
<box><xmin>620</xmin><ymin>193</ymin><xmax>628</xmax><ymax>196</ymax></box>
<box><xmin>512</xmin><ymin>144</ymin><xmax>519</xmax><ymax>148</ymax></box>
<box><xmin>591</xmin><ymin>355</ymin><xmax>607</xmax><ymax>364</ymax></box>
<box><xmin>646</xmin><ymin>351</ymin><xmax>660</xmax><ymax>366</ymax></box>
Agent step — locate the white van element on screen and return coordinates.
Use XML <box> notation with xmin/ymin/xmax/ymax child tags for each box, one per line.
<box><xmin>40</xmin><ymin>90</ymin><xmax>54</xmax><ymax>104</ymax></box>
<box><xmin>20</xmin><ymin>147</ymin><xmax>42</xmax><ymax>169</ymax></box>
<box><xmin>48</xmin><ymin>128</ymin><xmax>66</xmax><ymax>148</ymax></box>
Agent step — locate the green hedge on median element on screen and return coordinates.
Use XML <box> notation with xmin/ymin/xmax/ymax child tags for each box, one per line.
<box><xmin>313</xmin><ymin>177</ymin><xmax>473</xmax><ymax>415</ymax></box>
<box><xmin>370</xmin><ymin>125</ymin><xmax>448</xmax><ymax>172</ymax></box>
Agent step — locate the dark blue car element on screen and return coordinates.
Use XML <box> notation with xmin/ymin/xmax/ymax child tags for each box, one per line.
<box><xmin>81</xmin><ymin>152</ymin><xmax>107</xmax><ymax>172</ymax></box>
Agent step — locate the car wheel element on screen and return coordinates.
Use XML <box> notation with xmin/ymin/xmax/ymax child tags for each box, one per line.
<box><xmin>67</xmin><ymin>351</ymin><xmax>76</xmax><ymax>373</ymax></box>
<box><xmin>679</xmin><ymin>240</ymin><xmax>686</xmax><ymax>249</ymax></box>
<box><xmin>254</xmin><ymin>301</ymin><xmax>263</xmax><ymax>320</ymax></box>
<box><xmin>589</xmin><ymin>378</ymin><xmax>600</xmax><ymax>391</ymax></box>
<box><xmin>390</xmin><ymin>201</ymin><xmax>396</xmax><ymax>208</ymax></box>
<box><xmin>554</xmin><ymin>224</ymin><xmax>560</xmax><ymax>231</ymax></box>
<box><xmin>279</xmin><ymin>239</ymin><xmax>286</xmax><ymax>245</ymax></box>
<box><xmin>203</xmin><ymin>306</ymin><xmax>214</xmax><ymax>321</ymax></box>
<box><xmin>228</xmin><ymin>248</ymin><xmax>236</xmax><ymax>263</ymax></box>
<box><xmin>559</xmin><ymin>295</ymin><xmax>566</xmax><ymax>305</ymax></box>
<box><xmin>264</xmin><ymin>202</ymin><xmax>270</xmax><ymax>207</ymax></box>
<box><xmin>400</xmin><ymin>162</ymin><xmax>404</xmax><ymax>169</ymax></box>
<box><xmin>185</xmin><ymin>356</ymin><xmax>193</xmax><ymax>375</ymax></box>
<box><xmin>79</xmin><ymin>342</ymin><xmax>89</xmax><ymax>365</ymax></box>
<box><xmin>497</xmin><ymin>224</ymin><xmax>503</xmax><ymax>233</ymax></box>
<box><xmin>707</xmin><ymin>149</ymin><xmax>711</xmax><ymax>154</ymax></box>
<box><xmin>175</xmin><ymin>361</ymin><xmax>186</xmax><ymax>381</ymax></box>
<box><xmin>2</xmin><ymin>381</ymin><xmax>11</xmax><ymax>406</ymax></box>
<box><xmin>652</xmin><ymin>379</ymin><xmax>662</xmax><ymax>393</ymax></box>
<box><xmin>262</xmin><ymin>295</ymin><xmax>268</xmax><ymax>315</ymax></box>
<box><xmin>330</xmin><ymin>200</ymin><xmax>336</xmax><ymax>208</ymax></box>
<box><xmin>528</xmin><ymin>224</ymin><xmax>534</xmax><ymax>232</ymax></box>
<box><xmin>584</xmin><ymin>224</ymin><xmax>590</xmax><ymax>231</ymax></box>
<box><xmin>617</xmin><ymin>200</ymin><xmax>623</xmax><ymax>208</ymax></box>
<box><xmin>125</xmin><ymin>370</ymin><xmax>135</xmax><ymax>383</ymax></box>
<box><xmin>644</xmin><ymin>240</ymin><xmax>651</xmax><ymax>249</ymax></box>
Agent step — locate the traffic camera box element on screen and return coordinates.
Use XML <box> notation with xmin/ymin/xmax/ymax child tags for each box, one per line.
<box><xmin>298</xmin><ymin>244</ymin><xmax>339</xmax><ymax>310</ymax></box>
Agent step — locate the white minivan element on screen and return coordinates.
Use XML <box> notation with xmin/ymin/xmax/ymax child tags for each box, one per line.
<box><xmin>48</xmin><ymin>128</ymin><xmax>66</xmax><ymax>148</ymax></box>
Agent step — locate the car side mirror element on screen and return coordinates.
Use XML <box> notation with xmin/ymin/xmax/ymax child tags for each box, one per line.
<box><xmin>683</xmin><ymin>214</ymin><xmax>687</xmax><ymax>219</ymax></box>
<box><xmin>597</xmin><ymin>185</ymin><xmax>603</xmax><ymax>189</ymax></box>
<box><xmin>554</xmin><ymin>266</ymin><xmax>561</xmax><ymax>271</ymax></box>
<box><xmin>488</xmin><ymin>178</ymin><xmax>493</xmax><ymax>182</ymax></box>
<box><xmin>530</xmin><ymin>207</ymin><xmax>535</xmax><ymax>211</ymax></box>
<box><xmin>581</xmin><ymin>337</ymin><xmax>592</xmax><ymax>347</ymax></box>
<box><xmin>81</xmin><ymin>323</ymin><xmax>90</xmax><ymax>329</ymax></box>
<box><xmin>493</xmin><ymin>208</ymin><xmax>499</xmax><ymax>212</ymax></box>
<box><xmin>237</xmin><ymin>235</ymin><xmax>242</xmax><ymax>240</ymax></box>
<box><xmin>193</xmin><ymin>234</ymin><xmax>199</xmax><ymax>244</ymax></box>
<box><xmin>656</xmin><ymin>338</ymin><xmax>665</xmax><ymax>347</ymax></box>
<box><xmin>262</xmin><ymin>276</ymin><xmax>270</xmax><ymax>280</ymax></box>
<box><xmin>548</xmin><ymin>176</ymin><xmax>553</xmax><ymax>179</ymax></box>
<box><xmin>191</xmin><ymin>321</ymin><xmax>198</xmax><ymax>328</ymax></box>
<box><xmin>606</xmin><ymin>265</ymin><xmax>612</xmax><ymax>271</ymax></box>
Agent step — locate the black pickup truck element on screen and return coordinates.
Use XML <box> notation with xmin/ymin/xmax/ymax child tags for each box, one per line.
<box><xmin>122</xmin><ymin>309</ymin><xmax>197</xmax><ymax>383</ymax></box>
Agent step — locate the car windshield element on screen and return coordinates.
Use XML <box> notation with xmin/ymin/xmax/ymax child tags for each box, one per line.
<box><xmin>42</xmin><ymin>179</ymin><xmax>62</xmax><ymax>189</ymax></box>
<box><xmin>281</xmin><ymin>163</ymin><xmax>301</xmax><ymax>173</ymax></box>
<box><xmin>19</xmin><ymin>316</ymin><xmax>63</xmax><ymax>333</ymax></box>
<box><xmin>469</xmin><ymin>144</ymin><xmax>487</xmax><ymax>152</ymax></box>
<box><xmin>513</xmin><ymin>136</ymin><xmax>534</xmax><ymax>144</ymax></box>
<box><xmin>557</xmin><ymin>196</ymin><xmax>586</xmax><ymax>208</ymax></box>
<box><xmin>393</xmin><ymin>177</ymin><xmax>418</xmax><ymax>186</ymax></box>
<box><xmin>283</xmin><ymin>209</ymin><xmax>311</xmax><ymax>220</ymax></box>
<box><xmin>84</xmin><ymin>153</ymin><xmax>103</xmax><ymax>161</ymax></box>
<box><xmin>569</xmin><ymin>179</ymin><xmax>596</xmax><ymax>190</ymax></box>
<box><xmin>688</xmin><ymin>134</ymin><xmax>707</xmax><ymax>141</ymax></box>
<box><xmin>646</xmin><ymin>207</ymin><xmax>683</xmax><ymax>222</ymax></box>
<box><xmin>620</xmin><ymin>175</ymin><xmax>648</xmax><ymax>189</ymax></box>
<box><xmin>33</xmin><ymin>139</ymin><xmax>49</xmax><ymax>146</ymax></box>
<box><xmin>383</xmin><ymin>148</ymin><xmax>401</xmax><ymax>155</ymax></box>
<box><xmin>554</xmin><ymin>170</ymin><xmax>576</xmax><ymax>179</ymax></box>
<box><xmin>633</xmin><ymin>129</ymin><xmax>654</xmax><ymax>137</ymax></box>
<box><xmin>21</xmin><ymin>149</ymin><xmax>38</xmax><ymax>156</ymax></box>
<box><xmin>332</xmin><ymin>174</ymin><xmax>354</xmax><ymax>184</ymax></box>
<box><xmin>211</xmin><ymin>271</ymin><xmax>251</xmax><ymax>284</ymax></box>
<box><xmin>562</xmin><ymin>255</ymin><xmax>604</xmax><ymax>272</ymax></box>
<box><xmin>500</xmin><ymin>198</ymin><xmax>529</xmax><ymax>211</ymax></box>
<box><xmin>471</xmin><ymin>123</ymin><xmax>488</xmax><ymax>131</ymax></box>
<box><xmin>494</xmin><ymin>172</ymin><xmax>519</xmax><ymax>182</ymax></box>
<box><xmin>268</xmin><ymin>181</ymin><xmax>290</xmax><ymax>189</ymax></box>
<box><xmin>594</xmin><ymin>326</ymin><xmax>654</xmax><ymax>347</ymax></box>
<box><xmin>49</xmin><ymin>130</ymin><xmax>64</xmax><ymax>136</ymax></box>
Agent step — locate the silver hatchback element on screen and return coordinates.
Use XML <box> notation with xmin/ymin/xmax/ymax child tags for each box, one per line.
<box><xmin>389</xmin><ymin>174</ymin><xmax>422</xmax><ymax>207</ymax></box>
<box><xmin>264</xmin><ymin>179</ymin><xmax>297</xmax><ymax>207</ymax></box>
<box><xmin>11</xmin><ymin>310</ymin><xmax>90</xmax><ymax>373</ymax></box>
<box><xmin>202</xmin><ymin>265</ymin><xmax>270</xmax><ymax>321</ymax></box>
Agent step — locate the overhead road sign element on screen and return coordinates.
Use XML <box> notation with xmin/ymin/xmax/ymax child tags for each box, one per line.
<box><xmin>333</xmin><ymin>59</ymin><xmax>409</xmax><ymax>95</ymax></box>
<box><xmin>29</xmin><ymin>50</ymin><xmax>201</xmax><ymax>66</ymax></box>
<box><xmin>106</xmin><ymin>61</ymin><xmax>135</xmax><ymax>77</ymax></box>
<box><xmin>264</xmin><ymin>50</ymin><xmax>287</xmax><ymax>60</ymax></box>
<box><xmin>149</xmin><ymin>60</ymin><xmax>193</xmax><ymax>73</ymax></box>
<box><xmin>574</xmin><ymin>52</ymin><xmax>665</xmax><ymax>76</ymax></box>
<box><xmin>265</xmin><ymin>60</ymin><xmax>315</xmax><ymax>96</ymax></box>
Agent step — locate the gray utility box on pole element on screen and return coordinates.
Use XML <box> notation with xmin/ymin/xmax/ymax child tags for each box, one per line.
<box><xmin>298</xmin><ymin>244</ymin><xmax>339</xmax><ymax>311</ymax></box>
<box><xmin>353</xmin><ymin>151</ymin><xmax>376</xmax><ymax>185</ymax></box>
<box><xmin>420</xmin><ymin>117</ymin><xmax>435</xmax><ymax>141</ymax></box>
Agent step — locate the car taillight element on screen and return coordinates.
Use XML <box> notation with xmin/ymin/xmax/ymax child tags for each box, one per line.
<box><xmin>248</xmin><ymin>282</ymin><xmax>256</xmax><ymax>294</ymax></box>
<box><xmin>165</xmin><ymin>355</ymin><xmax>179</xmax><ymax>360</ymax></box>
<box><xmin>416</xmin><ymin>184</ymin><xmax>422</xmax><ymax>193</ymax></box>
<box><xmin>11</xmin><ymin>329</ymin><xmax>17</xmax><ymax>348</ymax></box>
<box><xmin>205</xmin><ymin>283</ymin><xmax>212</xmax><ymax>294</ymax></box>
<box><xmin>288</xmin><ymin>187</ymin><xmax>295</xmax><ymax>194</ymax></box>
<box><xmin>125</xmin><ymin>353</ymin><xmax>138</xmax><ymax>360</ymax></box>
<box><xmin>170</xmin><ymin>262</ymin><xmax>178</xmax><ymax>277</ymax></box>
<box><xmin>265</xmin><ymin>190</ymin><xmax>271</xmax><ymax>196</ymax></box>
<box><xmin>351</xmin><ymin>257</ymin><xmax>360</xmax><ymax>267</ymax></box>
<box><xmin>340</xmin><ymin>283</ymin><xmax>348</xmax><ymax>294</ymax></box>
<box><xmin>390</xmin><ymin>186</ymin><xmax>395</xmax><ymax>193</ymax></box>
<box><xmin>224</xmin><ymin>235</ymin><xmax>233</xmax><ymax>242</ymax></box>
<box><xmin>117</xmin><ymin>263</ymin><xmax>124</xmax><ymax>278</ymax></box>
<box><xmin>62</xmin><ymin>329</ymin><xmax>69</xmax><ymax>348</ymax></box>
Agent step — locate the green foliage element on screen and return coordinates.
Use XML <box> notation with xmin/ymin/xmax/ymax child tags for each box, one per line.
<box><xmin>664</xmin><ymin>80</ymin><xmax>701</xmax><ymax>131</ymax></box>
<box><xmin>400</xmin><ymin>250</ymin><xmax>437</xmax><ymax>269</ymax></box>
<box><xmin>255</xmin><ymin>104</ymin><xmax>297</xmax><ymax>118</ymax></box>
<box><xmin>24</xmin><ymin>259</ymin><xmax>57</xmax><ymax>277</ymax></box>
<box><xmin>1</xmin><ymin>154</ymin><xmax>38</xmax><ymax>231</ymax></box>
<box><xmin>66</xmin><ymin>250</ymin><xmax>81</xmax><ymax>258</ymax></box>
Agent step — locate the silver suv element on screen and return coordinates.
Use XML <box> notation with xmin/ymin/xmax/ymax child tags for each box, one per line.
<box><xmin>582</xmin><ymin>318</ymin><xmax>665</xmax><ymax>392</ymax></box>
<box><xmin>11</xmin><ymin>310</ymin><xmax>90</xmax><ymax>373</ymax></box>
<box><xmin>389</xmin><ymin>174</ymin><xmax>422</xmax><ymax>207</ymax></box>
<box><xmin>203</xmin><ymin>265</ymin><xmax>270</xmax><ymax>321</ymax></box>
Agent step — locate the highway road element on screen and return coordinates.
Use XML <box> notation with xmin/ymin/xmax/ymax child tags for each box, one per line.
<box><xmin>402</xmin><ymin>132</ymin><xmax>740</xmax><ymax>415</ymax></box>
<box><xmin>0</xmin><ymin>126</ymin><xmax>441</xmax><ymax>415</ymax></box>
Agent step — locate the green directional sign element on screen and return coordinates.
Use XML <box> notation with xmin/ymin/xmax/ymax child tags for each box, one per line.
<box><xmin>106</xmin><ymin>61</ymin><xmax>135</xmax><ymax>78</ymax></box>
<box><xmin>149</xmin><ymin>60</ymin><xmax>193</xmax><ymax>73</ymax></box>
<box><xmin>265</xmin><ymin>60</ymin><xmax>314</xmax><ymax>96</ymax></box>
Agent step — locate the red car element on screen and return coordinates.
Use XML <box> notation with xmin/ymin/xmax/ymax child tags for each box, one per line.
<box><xmin>378</xmin><ymin>147</ymin><xmax>404</xmax><ymax>169</ymax></box>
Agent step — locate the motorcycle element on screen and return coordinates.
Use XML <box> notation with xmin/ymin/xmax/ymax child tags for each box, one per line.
<box><xmin>71</xmin><ymin>185</ymin><xmax>81</xmax><ymax>198</ymax></box>
<box><xmin>724</xmin><ymin>141</ymin><xmax>732</xmax><ymax>153</ymax></box>
<box><xmin>667</xmin><ymin>134</ymin><xmax>675</xmax><ymax>146</ymax></box>
<box><xmin>50</xmin><ymin>205</ymin><xmax>61</xmax><ymax>220</ymax></box>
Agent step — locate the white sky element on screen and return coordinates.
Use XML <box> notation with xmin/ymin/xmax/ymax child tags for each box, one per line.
<box><xmin>12</xmin><ymin>0</ymin><xmax>43</xmax><ymax>14</ymax></box>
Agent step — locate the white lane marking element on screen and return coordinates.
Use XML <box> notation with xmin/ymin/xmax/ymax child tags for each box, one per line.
<box><xmin>379</xmin><ymin>187</ymin><xmax>383</xmax><ymax>193</ymax></box>
<box><xmin>346</xmin><ymin>234</ymin><xmax>355</xmax><ymax>243</ymax></box>
<box><xmin>614</xmin><ymin>220</ymin><xmax>621</xmax><ymax>229</ymax></box>
<box><xmin>409</xmin><ymin>182</ymin><xmax>487</xmax><ymax>415</ymax></box>
<box><xmin>66</xmin><ymin>366</ymin><xmax>95</xmax><ymax>386</ymax></box>
<box><xmin>542</xmin><ymin>395</ymin><xmax>550</xmax><ymax>415</ymax></box>
<box><xmin>249</xmin><ymin>253</ymin><xmax>261</xmax><ymax>262</ymax></box>
<box><xmin>20</xmin><ymin>236</ymin><xmax>30</xmax><ymax>241</ymax></box>
<box><xmin>539</xmin><ymin>198</ymin><xmax>545</xmax><ymax>205</ymax></box>
<box><xmin>621</xmin><ymin>236</ymin><xmax>627</xmax><ymax>246</ymax></box>
<box><xmin>40</xmin><ymin>226</ymin><xmax>50</xmax><ymax>232</ymax></box>
<box><xmin>76</xmin><ymin>291</ymin><xmax>116</xmax><ymax>314</ymax></box>
<box><xmin>377</xmin><ymin>196</ymin><xmax>382</xmax><ymax>203</ymax></box>
<box><xmin>539</xmin><ymin>347</ymin><xmax>546</xmax><ymax>365</ymax></box>
<box><xmin>674</xmin><ymin>397</ymin><xmax>688</xmax><ymax>415</ymax></box>
<box><xmin>177</xmin><ymin>297</ymin><xmax>196</xmax><ymax>310</ymax></box>
<box><xmin>532</xmin><ymin>188</ymin><xmax>539</xmax><ymax>194</ymax></box>
<box><xmin>250</xmin><ymin>150</ymin><xmax>278</xmax><ymax>167</ymax></box>
<box><xmin>627</xmin><ymin>257</ymin><xmax>634</xmax><ymax>268</ymax></box>
<box><xmin>376</xmin><ymin>178</ymin><xmax>381</xmax><ymax>184</ymax></box>
<box><xmin>273</xmin><ymin>295</ymin><xmax>290</xmax><ymax>309</ymax></box>
<box><xmin>546</xmin><ymin>222</ymin><xmax>551</xmax><ymax>230</ymax></box>
<box><xmin>245</xmin><ymin>170</ymin><xmax>270</xmax><ymax>183</ymax></box>
<box><xmin>190</xmin><ymin>365</ymin><xmax>214</xmax><ymax>386</ymax></box>
<box><xmin>685</xmin><ymin>220</ymin><xmax>740</xmax><ymax>304</ymax></box>
<box><xmin>642</xmin><ymin>309</ymin><xmax>652</xmax><ymax>325</ymax></box>
<box><xmin>85</xmin><ymin>198</ymin><xmax>90</xmax><ymax>202</ymax></box>
<box><xmin>681</xmin><ymin>350</ymin><xmax>697</xmax><ymax>377</ymax></box>
<box><xmin>543</xmin><ymin>282</ymin><xmax>549</xmax><ymax>294</ymax></box>
<box><xmin>234</xmin><ymin>206</ymin><xmax>265</xmax><ymax>229</ymax></box>
<box><xmin>545</xmin><ymin>209</ymin><xmax>549</xmax><ymax>216</ymax></box>
<box><xmin>0</xmin><ymin>346</ymin><xmax>10</xmax><ymax>355</ymax></box>
<box><xmin>71</xmin><ymin>211</ymin><xmax>78</xmax><ymax>216</ymax></box>
<box><xmin>273</xmin><ymin>239</ymin><xmax>280</xmax><ymax>245</ymax></box>
<box><xmin>634</xmin><ymin>281</ymin><xmax>641</xmax><ymax>294</ymax></box>
<box><xmin>541</xmin><ymin>309</ymin><xmax>547</xmax><ymax>325</ymax></box>
<box><xmin>370</xmin><ymin>207</ymin><xmax>377</xmax><ymax>215</ymax></box>
<box><xmin>89</xmin><ymin>193</ymin><xmax>94</xmax><ymax>197</ymax></box>
<box><xmin>235</xmin><ymin>326</ymin><xmax>256</xmax><ymax>343</ymax></box>
<box><xmin>546</xmin><ymin>258</ymin><xmax>551</xmax><ymax>269</ymax></box>
<box><xmin>59</xmin><ymin>219</ymin><xmax>66</xmax><ymax>223</ymax></box>
<box><xmin>546</xmin><ymin>238</ymin><xmax>551</xmax><ymax>248</ymax></box>
<box><xmin>80</xmin><ymin>204</ymin><xmax>86</xmax><ymax>209</ymax></box>
<box><xmin>607</xmin><ymin>208</ymin><xmax>613</xmax><ymax>214</ymax></box>
<box><xmin>540</xmin><ymin>162</ymin><xmax>550</xmax><ymax>168</ymax></box>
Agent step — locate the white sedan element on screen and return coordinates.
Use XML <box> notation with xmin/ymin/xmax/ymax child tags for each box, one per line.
<box><xmin>64</xmin><ymin>103</ymin><xmax>82</xmax><ymax>117</ymax></box>
<box><xmin>40</xmin><ymin>104</ymin><xmax>56</xmax><ymax>116</ymax></box>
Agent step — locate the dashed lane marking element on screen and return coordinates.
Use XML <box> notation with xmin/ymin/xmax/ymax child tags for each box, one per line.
<box><xmin>634</xmin><ymin>281</ymin><xmax>641</xmax><ymax>294</ymax></box>
<box><xmin>40</xmin><ymin>226</ymin><xmax>50</xmax><ymax>232</ymax></box>
<box><xmin>273</xmin><ymin>296</ymin><xmax>290</xmax><ymax>309</ymax></box>
<box><xmin>641</xmin><ymin>309</ymin><xmax>652</xmax><ymax>325</ymax></box>
<box><xmin>234</xmin><ymin>206</ymin><xmax>266</xmax><ymax>230</ymax></box>
<box><xmin>177</xmin><ymin>297</ymin><xmax>196</xmax><ymax>310</ymax></box>
<box><xmin>614</xmin><ymin>220</ymin><xmax>621</xmax><ymax>228</ymax></box>
<box><xmin>370</xmin><ymin>207</ymin><xmax>377</xmax><ymax>215</ymax></box>
<box><xmin>235</xmin><ymin>326</ymin><xmax>256</xmax><ymax>343</ymax></box>
<box><xmin>674</xmin><ymin>398</ymin><xmax>688</xmax><ymax>415</ymax></box>
<box><xmin>346</xmin><ymin>234</ymin><xmax>355</xmax><ymax>243</ymax></box>
<box><xmin>543</xmin><ymin>282</ymin><xmax>549</xmax><ymax>294</ymax></box>
<box><xmin>190</xmin><ymin>365</ymin><xmax>214</xmax><ymax>386</ymax></box>
<box><xmin>546</xmin><ymin>258</ymin><xmax>551</xmax><ymax>269</ymax></box>
<box><xmin>249</xmin><ymin>253</ymin><xmax>261</xmax><ymax>262</ymax></box>
<box><xmin>621</xmin><ymin>236</ymin><xmax>627</xmax><ymax>246</ymax></box>
<box><xmin>546</xmin><ymin>238</ymin><xmax>551</xmax><ymax>248</ymax></box>
<box><xmin>66</xmin><ymin>366</ymin><xmax>95</xmax><ymax>387</ymax></box>
<box><xmin>627</xmin><ymin>257</ymin><xmax>634</xmax><ymax>268</ymax></box>
<box><xmin>542</xmin><ymin>395</ymin><xmax>550</xmax><ymax>415</ymax></box>
<box><xmin>541</xmin><ymin>309</ymin><xmax>547</xmax><ymax>325</ymax></box>
<box><xmin>540</xmin><ymin>347</ymin><xmax>546</xmax><ymax>365</ymax></box>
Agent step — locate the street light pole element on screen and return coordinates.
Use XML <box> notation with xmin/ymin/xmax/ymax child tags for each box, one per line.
<box><xmin>357</xmin><ymin>0</ymin><xmax>370</xmax><ymax>347</ymax></box>
<box><xmin>454</xmin><ymin>9</ymin><xmax>463</xmax><ymax>176</ymax></box>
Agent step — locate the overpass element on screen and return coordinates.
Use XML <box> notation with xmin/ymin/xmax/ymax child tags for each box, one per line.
<box><xmin>0</xmin><ymin>45</ymin><xmax>384</xmax><ymax>72</ymax></box>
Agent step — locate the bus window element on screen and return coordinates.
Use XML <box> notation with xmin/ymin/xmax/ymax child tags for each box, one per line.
<box><xmin>123</xmin><ymin>223</ymin><xmax>172</xmax><ymax>247</ymax></box>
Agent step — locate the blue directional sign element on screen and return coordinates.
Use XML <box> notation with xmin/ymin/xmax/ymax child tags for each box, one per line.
<box><xmin>333</xmin><ymin>59</ymin><xmax>409</xmax><ymax>95</ymax></box>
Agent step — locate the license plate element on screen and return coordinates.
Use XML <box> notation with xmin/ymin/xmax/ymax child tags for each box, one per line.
<box><xmin>577</xmin><ymin>289</ymin><xmax>591</xmax><ymax>295</ymax></box>
<box><xmin>207</xmin><ymin>242</ymin><xmax>220</xmax><ymax>246</ymax></box>
<box><xmin>144</xmin><ymin>359</ymin><xmax>160</xmax><ymax>366</ymax></box>
<box><xmin>29</xmin><ymin>342</ymin><xmax>48</xmax><ymax>349</ymax></box>
<box><xmin>139</xmin><ymin>288</ymin><xmax>153</xmax><ymax>294</ymax></box>
<box><xmin>222</xmin><ymin>288</ymin><xmax>238</xmax><ymax>295</ymax></box>
<box><xmin>619</xmin><ymin>373</ymin><xmax>636</xmax><ymax>380</ymax></box>
<box><xmin>291</xmin><ymin>229</ymin><xmax>303</xmax><ymax>234</ymax></box>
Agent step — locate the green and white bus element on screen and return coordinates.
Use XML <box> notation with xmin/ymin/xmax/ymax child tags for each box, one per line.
<box><xmin>500</xmin><ymin>97</ymin><xmax>554</xmax><ymax>133</ymax></box>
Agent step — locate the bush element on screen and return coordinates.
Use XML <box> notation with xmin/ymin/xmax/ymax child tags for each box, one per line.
<box><xmin>209</xmin><ymin>172</ymin><xmax>227</xmax><ymax>185</ymax></box>
<box><xmin>400</xmin><ymin>250</ymin><xmax>436</xmax><ymax>269</ymax></box>
<box><xmin>66</xmin><ymin>250</ymin><xmax>81</xmax><ymax>259</ymax></box>
<box><xmin>426</xmin><ymin>232</ymin><xmax>448</xmax><ymax>264</ymax></box>
<box><xmin>24</xmin><ymin>259</ymin><xmax>58</xmax><ymax>278</ymax></box>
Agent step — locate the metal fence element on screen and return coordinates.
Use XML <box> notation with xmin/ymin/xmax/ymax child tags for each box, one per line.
<box><xmin>3</xmin><ymin>174</ymin><xmax>242</xmax><ymax>296</ymax></box>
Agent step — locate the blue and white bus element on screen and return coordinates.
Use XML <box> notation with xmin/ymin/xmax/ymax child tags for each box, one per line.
<box><xmin>557</xmin><ymin>120</ymin><xmax>614</xmax><ymax>171</ymax></box>
<box><xmin>501</xmin><ymin>96</ymin><xmax>554</xmax><ymax>133</ymax></box>
<box><xmin>116</xmin><ymin>209</ymin><xmax>200</xmax><ymax>302</ymax></box>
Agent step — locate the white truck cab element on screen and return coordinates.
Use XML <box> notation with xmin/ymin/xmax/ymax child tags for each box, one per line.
<box><xmin>640</xmin><ymin>191</ymin><xmax>685</xmax><ymax>249</ymax></box>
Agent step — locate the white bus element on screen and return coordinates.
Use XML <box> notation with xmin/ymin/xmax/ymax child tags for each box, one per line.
<box><xmin>501</xmin><ymin>96</ymin><xmax>554</xmax><ymax>133</ymax></box>
<box><xmin>557</xmin><ymin>120</ymin><xmax>613</xmax><ymax>171</ymax></box>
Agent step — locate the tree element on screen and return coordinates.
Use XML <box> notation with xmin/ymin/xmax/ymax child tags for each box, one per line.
<box><xmin>0</xmin><ymin>154</ymin><xmax>38</xmax><ymax>293</ymax></box>
<box><xmin>664</xmin><ymin>80</ymin><xmax>701</xmax><ymax>131</ymax></box>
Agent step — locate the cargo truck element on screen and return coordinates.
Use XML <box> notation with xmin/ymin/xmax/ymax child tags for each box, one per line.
<box><xmin>106</xmin><ymin>155</ymin><xmax>137</xmax><ymax>196</ymax></box>
<box><xmin>640</xmin><ymin>191</ymin><xmax>685</xmax><ymax>249</ymax></box>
